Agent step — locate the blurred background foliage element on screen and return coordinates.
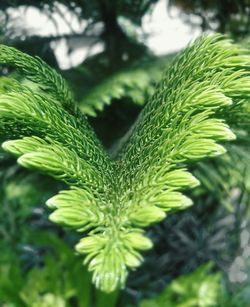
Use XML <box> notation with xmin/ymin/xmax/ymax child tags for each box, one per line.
<box><xmin>169</xmin><ymin>0</ymin><xmax>250</xmax><ymax>37</ymax></box>
<box><xmin>0</xmin><ymin>0</ymin><xmax>250</xmax><ymax>306</ymax></box>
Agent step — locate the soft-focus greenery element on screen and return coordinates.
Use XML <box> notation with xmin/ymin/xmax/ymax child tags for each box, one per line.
<box><xmin>140</xmin><ymin>263</ymin><xmax>222</xmax><ymax>307</ymax></box>
<box><xmin>169</xmin><ymin>0</ymin><xmax>250</xmax><ymax>38</ymax></box>
<box><xmin>0</xmin><ymin>233</ymin><xmax>119</xmax><ymax>307</ymax></box>
<box><xmin>140</xmin><ymin>263</ymin><xmax>250</xmax><ymax>307</ymax></box>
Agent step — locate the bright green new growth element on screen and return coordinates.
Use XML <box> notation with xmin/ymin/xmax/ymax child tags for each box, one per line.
<box><xmin>0</xmin><ymin>45</ymin><xmax>74</xmax><ymax>110</ymax></box>
<box><xmin>0</xmin><ymin>35</ymin><xmax>249</xmax><ymax>292</ymax></box>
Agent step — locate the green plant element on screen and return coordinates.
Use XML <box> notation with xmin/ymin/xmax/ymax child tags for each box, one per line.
<box><xmin>139</xmin><ymin>262</ymin><xmax>250</xmax><ymax>307</ymax></box>
<box><xmin>78</xmin><ymin>55</ymin><xmax>174</xmax><ymax>116</ymax></box>
<box><xmin>0</xmin><ymin>34</ymin><xmax>249</xmax><ymax>293</ymax></box>
<box><xmin>140</xmin><ymin>262</ymin><xmax>222</xmax><ymax>307</ymax></box>
<box><xmin>0</xmin><ymin>233</ymin><xmax>119</xmax><ymax>307</ymax></box>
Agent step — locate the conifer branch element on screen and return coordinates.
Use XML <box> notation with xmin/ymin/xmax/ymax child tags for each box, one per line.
<box><xmin>0</xmin><ymin>35</ymin><xmax>249</xmax><ymax>292</ymax></box>
<box><xmin>0</xmin><ymin>45</ymin><xmax>74</xmax><ymax>110</ymax></box>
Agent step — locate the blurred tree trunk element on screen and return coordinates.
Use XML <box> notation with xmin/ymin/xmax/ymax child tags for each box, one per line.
<box><xmin>99</xmin><ymin>0</ymin><xmax>146</xmax><ymax>70</ymax></box>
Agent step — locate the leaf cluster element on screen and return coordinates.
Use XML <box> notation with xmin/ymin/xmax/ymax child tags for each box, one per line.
<box><xmin>0</xmin><ymin>34</ymin><xmax>249</xmax><ymax>292</ymax></box>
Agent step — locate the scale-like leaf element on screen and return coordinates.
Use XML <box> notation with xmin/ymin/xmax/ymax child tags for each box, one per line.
<box><xmin>0</xmin><ymin>35</ymin><xmax>249</xmax><ymax>292</ymax></box>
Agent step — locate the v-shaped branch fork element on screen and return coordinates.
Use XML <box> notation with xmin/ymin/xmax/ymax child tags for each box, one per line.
<box><xmin>0</xmin><ymin>34</ymin><xmax>250</xmax><ymax>292</ymax></box>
